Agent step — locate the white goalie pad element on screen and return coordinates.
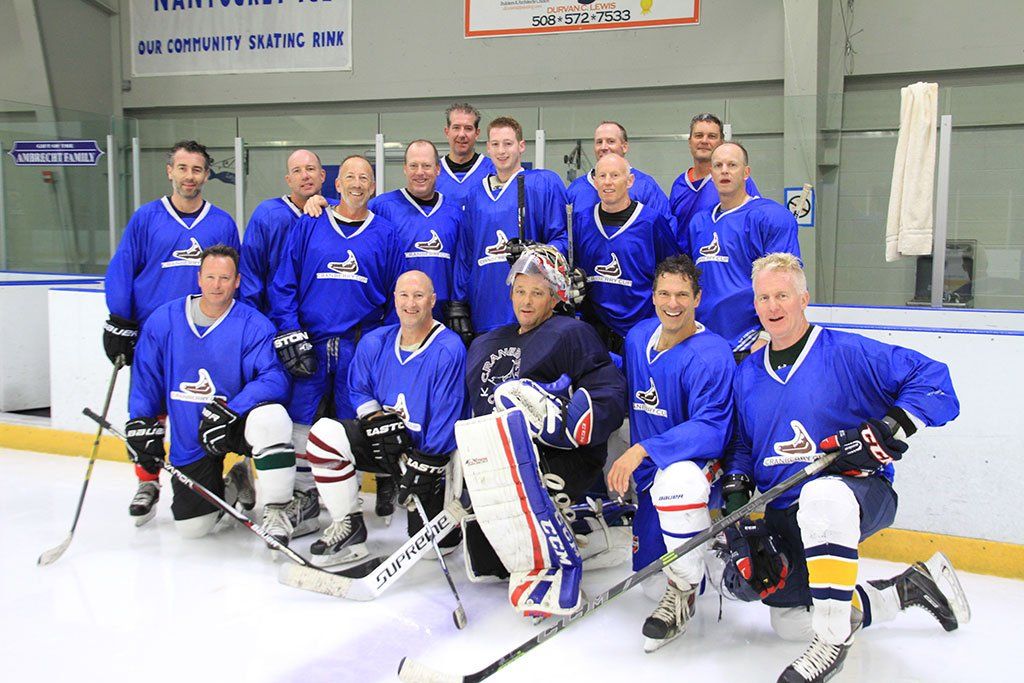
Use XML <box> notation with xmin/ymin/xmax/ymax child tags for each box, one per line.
<box><xmin>456</xmin><ymin>408</ymin><xmax>583</xmax><ymax>616</ymax></box>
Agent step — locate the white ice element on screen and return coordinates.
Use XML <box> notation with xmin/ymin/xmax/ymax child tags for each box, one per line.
<box><xmin>6</xmin><ymin>448</ymin><xmax>1021</xmax><ymax>682</ymax></box>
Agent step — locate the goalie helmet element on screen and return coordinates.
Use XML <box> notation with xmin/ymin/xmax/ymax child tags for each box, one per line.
<box><xmin>506</xmin><ymin>243</ymin><xmax>570</xmax><ymax>304</ymax></box>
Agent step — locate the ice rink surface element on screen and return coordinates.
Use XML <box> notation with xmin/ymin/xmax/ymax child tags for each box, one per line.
<box><xmin>5</xmin><ymin>448</ymin><xmax>1021</xmax><ymax>682</ymax></box>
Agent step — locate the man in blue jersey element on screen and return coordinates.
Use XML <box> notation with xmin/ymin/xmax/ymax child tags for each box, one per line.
<box><xmin>127</xmin><ymin>245</ymin><xmax>295</xmax><ymax>542</ymax></box>
<box><xmin>240</xmin><ymin>149</ymin><xmax>330</xmax><ymax>314</ymax></box>
<box><xmin>723</xmin><ymin>253</ymin><xmax>969</xmax><ymax>682</ymax></box>
<box><xmin>606</xmin><ymin>254</ymin><xmax>735</xmax><ymax>652</ymax></box>
<box><xmin>269</xmin><ymin>154</ymin><xmax>404</xmax><ymax>541</ymax></box>
<box><xmin>566</xmin><ymin>121</ymin><xmax>671</xmax><ymax>222</ymax></box>
<box><xmin>366</xmin><ymin>139</ymin><xmax>466</xmax><ymax>520</ymax></box>
<box><xmin>449</xmin><ymin>116</ymin><xmax>568</xmax><ymax>338</ymax></box>
<box><xmin>301</xmin><ymin>270</ymin><xmax>466</xmax><ymax>567</ymax></box>
<box><xmin>104</xmin><ymin>140</ymin><xmax>241</xmax><ymax>524</ymax></box>
<box><xmin>681</xmin><ymin>141</ymin><xmax>799</xmax><ymax>359</ymax></box>
<box><xmin>436</xmin><ymin>102</ymin><xmax>496</xmax><ymax>210</ymax></box>
<box><xmin>573</xmin><ymin>153</ymin><xmax>679</xmax><ymax>355</ymax></box>
<box><xmin>669</xmin><ymin>113</ymin><xmax>759</xmax><ymax>238</ymax></box>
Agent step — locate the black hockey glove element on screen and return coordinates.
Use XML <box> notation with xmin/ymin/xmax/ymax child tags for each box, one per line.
<box><xmin>504</xmin><ymin>237</ymin><xmax>537</xmax><ymax>267</ymax></box>
<box><xmin>103</xmin><ymin>315</ymin><xmax>139</xmax><ymax>366</ymax></box>
<box><xmin>125</xmin><ymin>417</ymin><xmax>166</xmax><ymax>475</ymax></box>
<box><xmin>826</xmin><ymin>418</ymin><xmax>907</xmax><ymax>478</ymax></box>
<box><xmin>274</xmin><ymin>330</ymin><xmax>317</xmax><ymax>378</ymax></box>
<box><xmin>444</xmin><ymin>300</ymin><xmax>474</xmax><ymax>347</ymax></box>
<box><xmin>397</xmin><ymin>451</ymin><xmax>447</xmax><ymax>508</ymax></box>
<box><xmin>724</xmin><ymin>517</ymin><xmax>789</xmax><ymax>599</ymax></box>
<box><xmin>360</xmin><ymin>412</ymin><xmax>412</xmax><ymax>476</ymax></box>
<box><xmin>198</xmin><ymin>397</ymin><xmax>242</xmax><ymax>457</ymax></box>
<box><xmin>721</xmin><ymin>472</ymin><xmax>754</xmax><ymax>516</ymax></box>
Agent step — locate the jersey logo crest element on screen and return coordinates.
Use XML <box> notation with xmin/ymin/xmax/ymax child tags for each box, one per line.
<box><xmin>383</xmin><ymin>393</ymin><xmax>423</xmax><ymax>432</ymax></box>
<box><xmin>318</xmin><ymin>249</ymin><xmax>369</xmax><ymax>283</ymax></box>
<box><xmin>161</xmin><ymin>237</ymin><xmax>203</xmax><ymax>269</ymax></box>
<box><xmin>406</xmin><ymin>230</ymin><xmax>451</xmax><ymax>261</ymax></box>
<box><xmin>587</xmin><ymin>252</ymin><xmax>633</xmax><ymax>287</ymax></box>
<box><xmin>763</xmin><ymin>420</ymin><xmax>818</xmax><ymax>466</ymax></box>
<box><xmin>479</xmin><ymin>345</ymin><xmax>521</xmax><ymax>405</ymax></box>
<box><xmin>478</xmin><ymin>230</ymin><xmax>510</xmax><ymax>266</ymax></box>
<box><xmin>170</xmin><ymin>368</ymin><xmax>226</xmax><ymax>403</ymax></box>
<box><xmin>695</xmin><ymin>232</ymin><xmax>729</xmax><ymax>265</ymax></box>
<box><xmin>632</xmin><ymin>377</ymin><xmax>667</xmax><ymax>417</ymax></box>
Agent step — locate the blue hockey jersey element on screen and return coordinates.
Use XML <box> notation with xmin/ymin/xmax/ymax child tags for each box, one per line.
<box><xmin>106</xmin><ymin>197</ymin><xmax>240</xmax><ymax>324</ymax></box>
<box><xmin>130</xmin><ymin>296</ymin><xmax>289</xmax><ymax>467</ymax></box>
<box><xmin>669</xmin><ymin>170</ymin><xmax>759</xmax><ymax>238</ymax></box>
<box><xmin>728</xmin><ymin>326</ymin><xmax>960</xmax><ymax>510</ymax></box>
<box><xmin>625</xmin><ymin>318</ymin><xmax>735</xmax><ymax>492</ymax></box>
<box><xmin>573</xmin><ymin>202</ymin><xmax>680</xmax><ymax>338</ymax></box>
<box><xmin>268</xmin><ymin>209</ymin><xmax>404</xmax><ymax>342</ymax></box>
<box><xmin>367</xmin><ymin>189</ymin><xmax>465</xmax><ymax>323</ymax></box>
<box><xmin>455</xmin><ymin>168</ymin><xmax>568</xmax><ymax>333</ymax></box>
<box><xmin>240</xmin><ymin>195</ymin><xmax>336</xmax><ymax>314</ymax></box>
<box><xmin>435</xmin><ymin>154</ymin><xmax>496</xmax><ymax>210</ymax></box>
<box><xmin>682</xmin><ymin>197</ymin><xmax>800</xmax><ymax>351</ymax></box>
<box><xmin>567</xmin><ymin>167</ymin><xmax>671</xmax><ymax>223</ymax></box>
<box><xmin>348</xmin><ymin>323</ymin><xmax>467</xmax><ymax>456</ymax></box>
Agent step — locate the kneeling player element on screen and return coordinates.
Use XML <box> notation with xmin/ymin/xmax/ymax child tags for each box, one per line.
<box><xmin>724</xmin><ymin>253</ymin><xmax>969</xmax><ymax>683</ymax></box>
<box><xmin>127</xmin><ymin>246</ymin><xmax>296</xmax><ymax>540</ymax></box>
<box><xmin>606</xmin><ymin>254</ymin><xmax>735</xmax><ymax>651</ymax></box>
<box><xmin>458</xmin><ymin>245</ymin><xmax>627</xmax><ymax>617</ymax></box>
<box><xmin>302</xmin><ymin>271</ymin><xmax>467</xmax><ymax>567</ymax></box>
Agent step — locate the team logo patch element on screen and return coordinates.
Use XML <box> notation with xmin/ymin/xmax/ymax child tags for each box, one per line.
<box><xmin>632</xmin><ymin>378</ymin><xmax>667</xmax><ymax>417</ymax></box>
<box><xmin>170</xmin><ymin>368</ymin><xmax>226</xmax><ymax>403</ymax></box>
<box><xmin>477</xmin><ymin>229</ymin><xmax>510</xmax><ymax>266</ymax></box>
<box><xmin>318</xmin><ymin>250</ymin><xmax>369</xmax><ymax>282</ymax></box>
<box><xmin>695</xmin><ymin>232</ymin><xmax>729</xmax><ymax>265</ymax></box>
<box><xmin>406</xmin><ymin>230</ymin><xmax>450</xmax><ymax>260</ymax></box>
<box><xmin>161</xmin><ymin>237</ymin><xmax>203</xmax><ymax>268</ymax></box>
<box><xmin>479</xmin><ymin>345</ymin><xmax>521</xmax><ymax>405</ymax></box>
<box><xmin>383</xmin><ymin>393</ymin><xmax>423</xmax><ymax>432</ymax></box>
<box><xmin>587</xmin><ymin>252</ymin><xmax>633</xmax><ymax>287</ymax></box>
<box><xmin>764</xmin><ymin>420</ymin><xmax>818</xmax><ymax>466</ymax></box>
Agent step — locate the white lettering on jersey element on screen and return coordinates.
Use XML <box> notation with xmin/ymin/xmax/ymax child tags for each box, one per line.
<box><xmin>317</xmin><ymin>249</ymin><xmax>369</xmax><ymax>283</ymax></box>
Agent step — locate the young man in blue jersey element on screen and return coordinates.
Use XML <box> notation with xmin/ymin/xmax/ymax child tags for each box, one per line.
<box><xmin>436</xmin><ymin>103</ymin><xmax>496</xmax><ymax>210</ymax></box>
<box><xmin>572</xmin><ymin>153</ymin><xmax>680</xmax><ymax>355</ymax></box>
<box><xmin>240</xmin><ymin>149</ymin><xmax>330</xmax><ymax>314</ymax></box>
<box><xmin>681</xmin><ymin>141</ymin><xmax>800</xmax><ymax>359</ymax></box>
<box><xmin>458</xmin><ymin>245</ymin><xmax>627</xmax><ymax>617</ymax></box>
<box><xmin>723</xmin><ymin>253</ymin><xmax>969</xmax><ymax>682</ymax></box>
<box><xmin>566</xmin><ymin>121</ymin><xmax>671</xmax><ymax>223</ymax></box>
<box><xmin>365</xmin><ymin>139</ymin><xmax>466</xmax><ymax>520</ymax></box>
<box><xmin>606</xmin><ymin>254</ymin><xmax>735</xmax><ymax>652</ymax></box>
<box><xmin>269</xmin><ymin>154</ymin><xmax>404</xmax><ymax>542</ymax></box>
<box><xmin>127</xmin><ymin>245</ymin><xmax>295</xmax><ymax>542</ymax></box>
<box><xmin>449</xmin><ymin>116</ymin><xmax>568</xmax><ymax>339</ymax></box>
<box><xmin>104</xmin><ymin>140</ymin><xmax>241</xmax><ymax>525</ymax></box>
<box><xmin>300</xmin><ymin>270</ymin><xmax>467</xmax><ymax>567</ymax></box>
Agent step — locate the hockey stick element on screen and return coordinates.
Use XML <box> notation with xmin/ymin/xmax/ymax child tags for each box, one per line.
<box><xmin>397</xmin><ymin>448</ymin><xmax>841</xmax><ymax>683</ymax></box>
<box><xmin>38</xmin><ymin>357</ymin><xmax>125</xmax><ymax>565</ymax></box>
<box><xmin>516</xmin><ymin>173</ymin><xmax>526</xmax><ymax>243</ymax></box>
<box><xmin>279</xmin><ymin>498</ymin><xmax>467</xmax><ymax>601</ymax></box>
<box><xmin>410</xmin><ymin>492</ymin><xmax>468</xmax><ymax>629</ymax></box>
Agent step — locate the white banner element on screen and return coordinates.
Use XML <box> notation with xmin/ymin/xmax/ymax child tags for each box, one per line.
<box><xmin>130</xmin><ymin>0</ymin><xmax>352</xmax><ymax>77</ymax></box>
<box><xmin>464</xmin><ymin>0</ymin><xmax>699</xmax><ymax>38</ymax></box>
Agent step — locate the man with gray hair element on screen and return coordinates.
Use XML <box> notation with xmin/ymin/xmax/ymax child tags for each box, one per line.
<box><xmin>436</xmin><ymin>102</ymin><xmax>496</xmax><ymax>209</ymax></box>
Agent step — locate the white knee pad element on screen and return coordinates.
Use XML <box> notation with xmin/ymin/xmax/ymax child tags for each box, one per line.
<box><xmin>771</xmin><ymin>606</ymin><xmax>815</xmax><ymax>642</ymax></box>
<box><xmin>651</xmin><ymin>461</ymin><xmax>711</xmax><ymax>587</ymax></box>
<box><xmin>796</xmin><ymin>476</ymin><xmax>860</xmax><ymax>548</ymax></box>
<box><xmin>175</xmin><ymin>511</ymin><xmax>219</xmax><ymax>539</ymax></box>
<box><xmin>306</xmin><ymin>417</ymin><xmax>359</xmax><ymax>520</ymax></box>
<box><xmin>244</xmin><ymin>403</ymin><xmax>292</xmax><ymax>452</ymax></box>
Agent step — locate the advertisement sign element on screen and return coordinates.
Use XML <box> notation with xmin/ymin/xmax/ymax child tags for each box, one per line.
<box><xmin>8</xmin><ymin>141</ymin><xmax>105</xmax><ymax>167</ymax></box>
<box><xmin>465</xmin><ymin>1</ymin><xmax>699</xmax><ymax>38</ymax></box>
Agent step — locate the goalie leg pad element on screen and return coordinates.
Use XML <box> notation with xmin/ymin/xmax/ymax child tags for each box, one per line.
<box><xmin>456</xmin><ymin>409</ymin><xmax>583</xmax><ymax>615</ymax></box>
<box><xmin>245</xmin><ymin>403</ymin><xmax>295</xmax><ymax>505</ymax></box>
<box><xmin>305</xmin><ymin>418</ymin><xmax>361</xmax><ymax>522</ymax></box>
<box><xmin>651</xmin><ymin>461</ymin><xmax>712</xmax><ymax>587</ymax></box>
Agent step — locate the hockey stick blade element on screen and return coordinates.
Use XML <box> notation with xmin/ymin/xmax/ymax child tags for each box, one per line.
<box><xmin>279</xmin><ymin>498</ymin><xmax>467</xmax><ymax>601</ymax></box>
<box><xmin>37</xmin><ymin>535</ymin><xmax>73</xmax><ymax>566</ymax></box>
<box><xmin>398</xmin><ymin>450</ymin><xmax>839</xmax><ymax>683</ymax></box>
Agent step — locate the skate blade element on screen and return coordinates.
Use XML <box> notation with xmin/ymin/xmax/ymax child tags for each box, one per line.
<box><xmin>292</xmin><ymin>519</ymin><xmax>320</xmax><ymax>539</ymax></box>
<box><xmin>132</xmin><ymin>508</ymin><xmax>157</xmax><ymax>527</ymax></box>
<box><xmin>309</xmin><ymin>542</ymin><xmax>370</xmax><ymax>569</ymax></box>
<box><xmin>924</xmin><ymin>552</ymin><xmax>972</xmax><ymax>626</ymax></box>
<box><xmin>643</xmin><ymin>634</ymin><xmax>679</xmax><ymax>653</ymax></box>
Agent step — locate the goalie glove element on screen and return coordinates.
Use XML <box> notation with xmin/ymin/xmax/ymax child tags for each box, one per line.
<box><xmin>125</xmin><ymin>417</ymin><xmax>166</xmax><ymax>475</ymax></box>
<box><xmin>493</xmin><ymin>374</ymin><xmax>594</xmax><ymax>450</ymax></box>
<box><xmin>274</xmin><ymin>330</ymin><xmax>317</xmax><ymax>378</ymax></box>
<box><xmin>198</xmin><ymin>398</ymin><xmax>242</xmax><ymax>457</ymax></box>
